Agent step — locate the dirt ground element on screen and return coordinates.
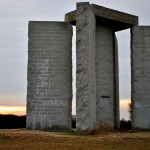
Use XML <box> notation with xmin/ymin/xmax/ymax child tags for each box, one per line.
<box><xmin>0</xmin><ymin>129</ymin><xmax>150</xmax><ymax>150</ymax></box>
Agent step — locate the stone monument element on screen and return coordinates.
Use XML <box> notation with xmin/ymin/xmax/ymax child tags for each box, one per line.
<box><xmin>65</xmin><ymin>2</ymin><xmax>138</xmax><ymax>132</ymax></box>
<box><xmin>27</xmin><ymin>21</ymin><xmax>72</xmax><ymax>130</ymax></box>
<box><xmin>96</xmin><ymin>25</ymin><xmax>117</xmax><ymax>130</ymax></box>
<box><xmin>131</xmin><ymin>26</ymin><xmax>150</xmax><ymax>129</ymax></box>
<box><xmin>76</xmin><ymin>3</ymin><xmax>97</xmax><ymax>133</ymax></box>
<box><xmin>27</xmin><ymin>2</ymin><xmax>150</xmax><ymax>132</ymax></box>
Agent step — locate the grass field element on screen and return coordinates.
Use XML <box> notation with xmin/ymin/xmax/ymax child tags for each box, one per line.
<box><xmin>0</xmin><ymin>129</ymin><xmax>150</xmax><ymax>150</ymax></box>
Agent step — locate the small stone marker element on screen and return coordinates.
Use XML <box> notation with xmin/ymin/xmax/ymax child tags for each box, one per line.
<box><xmin>27</xmin><ymin>21</ymin><xmax>72</xmax><ymax>130</ymax></box>
<box><xmin>131</xmin><ymin>26</ymin><xmax>150</xmax><ymax>129</ymax></box>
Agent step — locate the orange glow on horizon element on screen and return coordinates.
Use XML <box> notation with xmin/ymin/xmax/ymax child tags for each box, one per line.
<box><xmin>0</xmin><ymin>99</ymin><xmax>131</xmax><ymax>118</ymax></box>
<box><xmin>120</xmin><ymin>99</ymin><xmax>131</xmax><ymax>108</ymax></box>
<box><xmin>120</xmin><ymin>99</ymin><xmax>131</xmax><ymax>120</ymax></box>
<box><xmin>0</xmin><ymin>106</ymin><xmax>26</xmax><ymax>115</ymax></box>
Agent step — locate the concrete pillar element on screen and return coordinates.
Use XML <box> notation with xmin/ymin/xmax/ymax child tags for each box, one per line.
<box><xmin>27</xmin><ymin>21</ymin><xmax>72</xmax><ymax>130</ymax></box>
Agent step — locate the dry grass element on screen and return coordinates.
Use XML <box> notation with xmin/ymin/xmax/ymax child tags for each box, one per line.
<box><xmin>0</xmin><ymin>129</ymin><xmax>150</xmax><ymax>150</ymax></box>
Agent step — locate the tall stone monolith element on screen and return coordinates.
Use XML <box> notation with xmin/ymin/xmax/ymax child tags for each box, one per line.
<box><xmin>76</xmin><ymin>2</ymin><xmax>97</xmax><ymax>133</ymax></box>
<box><xmin>114</xmin><ymin>34</ymin><xmax>120</xmax><ymax>129</ymax></box>
<box><xmin>27</xmin><ymin>21</ymin><xmax>72</xmax><ymax>130</ymax></box>
<box><xmin>96</xmin><ymin>25</ymin><xmax>119</xmax><ymax>130</ymax></box>
<box><xmin>131</xmin><ymin>26</ymin><xmax>150</xmax><ymax>129</ymax></box>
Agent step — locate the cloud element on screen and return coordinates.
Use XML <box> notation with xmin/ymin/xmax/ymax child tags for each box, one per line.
<box><xmin>115</xmin><ymin>30</ymin><xmax>131</xmax><ymax>99</ymax></box>
<box><xmin>0</xmin><ymin>96</ymin><xmax>26</xmax><ymax>106</ymax></box>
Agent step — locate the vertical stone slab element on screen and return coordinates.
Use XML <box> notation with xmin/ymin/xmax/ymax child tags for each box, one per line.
<box><xmin>96</xmin><ymin>25</ymin><xmax>116</xmax><ymax>130</ymax></box>
<box><xmin>27</xmin><ymin>21</ymin><xmax>72</xmax><ymax>130</ymax></box>
<box><xmin>131</xmin><ymin>26</ymin><xmax>150</xmax><ymax>129</ymax></box>
<box><xmin>76</xmin><ymin>2</ymin><xmax>97</xmax><ymax>133</ymax></box>
<box><xmin>113</xmin><ymin>34</ymin><xmax>120</xmax><ymax>129</ymax></box>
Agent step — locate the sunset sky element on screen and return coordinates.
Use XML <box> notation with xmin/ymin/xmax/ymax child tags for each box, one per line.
<box><xmin>0</xmin><ymin>0</ymin><xmax>150</xmax><ymax>119</ymax></box>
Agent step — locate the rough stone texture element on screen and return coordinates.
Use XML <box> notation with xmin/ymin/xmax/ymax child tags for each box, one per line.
<box><xmin>114</xmin><ymin>34</ymin><xmax>120</xmax><ymax>129</ymax></box>
<box><xmin>65</xmin><ymin>4</ymin><xmax>138</xmax><ymax>31</ymax></box>
<box><xmin>66</xmin><ymin>2</ymin><xmax>121</xmax><ymax>131</ymax></box>
<box><xmin>76</xmin><ymin>2</ymin><xmax>97</xmax><ymax>133</ymax></box>
<box><xmin>96</xmin><ymin>25</ymin><xmax>117</xmax><ymax>130</ymax></box>
<box><xmin>27</xmin><ymin>21</ymin><xmax>72</xmax><ymax>130</ymax></box>
<box><xmin>131</xmin><ymin>26</ymin><xmax>150</xmax><ymax>129</ymax></box>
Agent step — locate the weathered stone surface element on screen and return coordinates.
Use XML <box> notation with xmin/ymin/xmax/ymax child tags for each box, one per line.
<box><xmin>96</xmin><ymin>25</ymin><xmax>116</xmax><ymax>130</ymax></box>
<box><xmin>114</xmin><ymin>34</ymin><xmax>120</xmax><ymax>129</ymax></box>
<box><xmin>76</xmin><ymin>2</ymin><xmax>97</xmax><ymax>133</ymax></box>
<box><xmin>27</xmin><ymin>21</ymin><xmax>72</xmax><ymax>130</ymax></box>
<box><xmin>65</xmin><ymin>10</ymin><xmax>76</xmax><ymax>26</ymax></box>
<box><xmin>65</xmin><ymin>3</ymin><xmax>138</xmax><ymax>31</ymax></box>
<box><xmin>131</xmin><ymin>26</ymin><xmax>150</xmax><ymax>129</ymax></box>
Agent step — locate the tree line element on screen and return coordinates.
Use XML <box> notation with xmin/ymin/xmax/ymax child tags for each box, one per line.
<box><xmin>0</xmin><ymin>114</ymin><xmax>26</xmax><ymax>129</ymax></box>
<box><xmin>0</xmin><ymin>114</ymin><xmax>131</xmax><ymax>129</ymax></box>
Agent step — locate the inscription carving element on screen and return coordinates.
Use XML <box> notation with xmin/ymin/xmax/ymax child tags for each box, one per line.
<box><xmin>132</xmin><ymin>26</ymin><xmax>150</xmax><ymax>129</ymax></box>
<box><xmin>27</xmin><ymin>22</ymin><xmax>72</xmax><ymax>130</ymax></box>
